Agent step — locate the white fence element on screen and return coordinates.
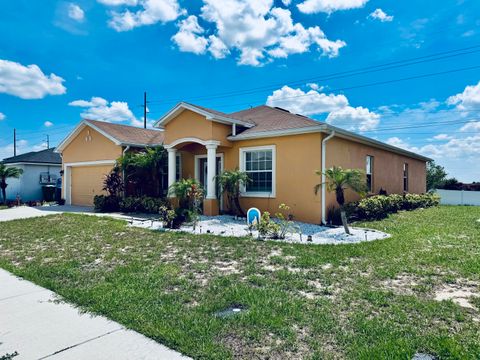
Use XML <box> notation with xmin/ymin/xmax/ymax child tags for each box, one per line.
<box><xmin>436</xmin><ymin>189</ymin><xmax>480</xmax><ymax>206</ymax></box>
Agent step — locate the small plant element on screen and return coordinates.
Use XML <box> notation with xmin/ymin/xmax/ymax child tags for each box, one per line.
<box><xmin>1</xmin><ymin>351</ymin><xmax>19</xmax><ymax>360</ymax></box>
<box><xmin>273</xmin><ymin>203</ymin><xmax>297</xmax><ymax>239</ymax></box>
<box><xmin>256</xmin><ymin>211</ymin><xmax>280</xmax><ymax>239</ymax></box>
<box><xmin>159</xmin><ymin>205</ymin><xmax>176</xmax><ymax>228</ymax></box>
<box><xmin>215</xmin><ymin>169</ymin><xmax>251</xmax><ymax>216</ymax></box>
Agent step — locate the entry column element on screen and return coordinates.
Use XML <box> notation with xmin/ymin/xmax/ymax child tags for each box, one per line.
<box><xmin>204</xmin><ymin>143</ymin><xmax>219</xmax><ymax>215</ymax></box>
<box><xmin>167</xmin><ymin>148</ymin><xmax>177</xmax><ymax>197</ymax></box>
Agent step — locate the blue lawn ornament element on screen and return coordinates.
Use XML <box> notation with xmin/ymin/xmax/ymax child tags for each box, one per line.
<box><xmin>247</xmin><ymin>208</ymin><xmax>261</xmax><ymax>226</ymax></box>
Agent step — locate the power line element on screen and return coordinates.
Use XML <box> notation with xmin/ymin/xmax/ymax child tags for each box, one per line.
<box><xmin>147</xmin><ymin>44</ymin><xmax>480</xmax><ymax>105</ymax></box>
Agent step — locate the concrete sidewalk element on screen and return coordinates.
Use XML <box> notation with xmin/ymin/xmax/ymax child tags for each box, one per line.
<box><xmin>0</xmin><ymin>269</ymin><xmax>189</xmax><ymax>360</ymax></box>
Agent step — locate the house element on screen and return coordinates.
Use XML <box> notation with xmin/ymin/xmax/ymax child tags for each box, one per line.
<box><xmin>2</xmin><ymin>148</ymin><xmax>62</xmax><ymax>202</ymax></box>
<box><xmin>56</xmin><ymin>103</ymin><xmax>430</xmax><ymax>224</ymax></box>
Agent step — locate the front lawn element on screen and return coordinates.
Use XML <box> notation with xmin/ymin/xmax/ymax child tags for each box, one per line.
<box><xmin>0</xmin><ymin>206</ymin><xmax>479</xmax><ymax>359</ymax></box>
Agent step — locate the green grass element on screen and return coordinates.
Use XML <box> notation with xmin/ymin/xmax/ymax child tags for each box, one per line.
<box><xmin>1</xmin><ymin>206</ymin><xmax>479</xmax><ymax>359</ymax></box>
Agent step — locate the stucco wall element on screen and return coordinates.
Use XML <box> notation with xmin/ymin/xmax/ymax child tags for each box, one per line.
<box><xmin>62</xmin><ymin>126</ymin><xmax>122</xmax><ymax>164</ymax></box>
<box><xmin>5</xmin><ymin>164</ymin><xmax>61</xmax><ymax>201</ymax></box>
<box><xmin>324</xmin><ymin>135</ymin><xmax>427</xmax><ymax>212</ymax></box>
<box><xmin>163</xmin><ymin>110</ymin><xmax>232</xmax><ymax>147</ymax></box>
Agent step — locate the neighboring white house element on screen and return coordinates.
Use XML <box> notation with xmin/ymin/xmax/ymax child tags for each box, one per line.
<box><xmin>2</xmin><ymin>148</ymin><xmax>61</xmax><ymax>202</ymax></box>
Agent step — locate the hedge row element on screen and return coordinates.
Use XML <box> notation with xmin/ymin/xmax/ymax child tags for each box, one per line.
<box><xmin>94</xmin><ymin>195</ymin><xmax>168</xmax><ymax>214</ymax></box>
<box><xmin>346</xmin><ymin>193</ymin><xmax>440</xmax><ymax>221</ymax></box>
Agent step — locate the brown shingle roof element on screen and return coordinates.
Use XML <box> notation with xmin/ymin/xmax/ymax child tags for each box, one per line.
<box><xmin>183</xmin><ymin>102</ymin><xmax>256</xmax><ymax>125</ymax></box>
<box><xmin>229</xmin><ymin>105</ymin><xmax>322</xmax><ymax>135</ymax></box>
<box><xmin>86</xmin><ymin>119</ymin><xmax>164</xmax><ymax>146</ymax></box>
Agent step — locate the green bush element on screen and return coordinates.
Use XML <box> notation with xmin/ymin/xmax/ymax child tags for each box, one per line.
<box><xmin>94</xmin><ymin>195</ymin><xmax>120</xmax><ymax>212</ymax></box>
<box><xmin>350</xmin><ymin>193</ymin><xmax>440</xmax><ymax>221</ymax></box>
<box><xmin>119</xmin><ymin>196</ymin><xmax>168</xmax><ymax>214</ymax></box>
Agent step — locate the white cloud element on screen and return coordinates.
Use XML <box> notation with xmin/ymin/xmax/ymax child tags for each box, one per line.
<box><xmin>171</xmin><ymin>15</ymin><xmax>209</xmax><ymax>54</ymax></box>
<box><xmin>69</xmin><ymin>96</ymin><xmax>139</xmax><ymax>125</ymax></box>
<box><xmin>0</xmin><ymin>139</ymin><xmax>48</xmax><ymax>162</ymax></box>
<box><xmin>446</xmin><ymin>81</ymin><xmax>480</xmax><ymax>111</ymax></box>
<box><xmin>281</xmin><ymin>0</ymin><xmax>292</xmax><ymax>5</ymax></box>
<box><xmin>0</xmin><ymin>59</ymin><xmax>66</xmax><ymax>99</ymax></box>
<box><xmin>297</xmin><ymin>0</ymin><xmax>369</xmax><ymax>14</ymax></box>
<box><xmin>266</xmin><ymin>85</ymin><xmax>379</xmax><ymax>131</ymax></box>
<box><xmin>0</xmin><ymin>112</ymin><xmax>5</xmax><ymax>121</ymax></box>
<box><xmin>460</xmin><ymin>121</ymin><xmax>480</xmax><ymax>132</ymax></box>
<box><xmin>175</xmin><ymin>0</ymin><xmax>346</xmax><ymax>66</ymax></box>
<box><xmin>102</xmin><ymin>0</ymin><xmax>185</xmax><ymax>31</ymax></box>
<box><xmin>267</xmin><ymin>85</ymin><xmax>348</xmax><ymax>114</ymax></box>
<box><xmin>68</xmin><ymin>3</ymin><xmax>85</xmax><ymax>22</ymax></box>
<box><xmin>44</xmin><ymin>121</ymin><xmax>54</xmax><ymax>127</ymax></box>
<box><xmin>368</xmin><ymin>8</ymin><xmax>393</xmax><ymax>22</ymax></box>
<box><xmin>326</xmin><ymin>106</ymin><xmax>380</xmax><ymax>131</ymax></box>
<box><xmin>432</xmin><ymin>133</ymin><xmax>451</xmax><ymax>140</ymax></box>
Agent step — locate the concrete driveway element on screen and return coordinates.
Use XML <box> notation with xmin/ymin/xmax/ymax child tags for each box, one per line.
<box><xmin>0</xmin><ymin>205</ymin><xmax>95</xmax><ymax>222</ymax></box>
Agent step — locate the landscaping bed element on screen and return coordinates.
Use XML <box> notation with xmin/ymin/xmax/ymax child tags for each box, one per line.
<box><xmin>0</xmin><ymin>206</ymin><xmax>479</xmax><ymax>359</ymax></box>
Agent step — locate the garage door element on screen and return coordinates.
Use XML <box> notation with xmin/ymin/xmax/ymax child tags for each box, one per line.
<box><xmin>70</xmin><ymin>165</ymin><xmax>114</xmax><ymax>206</ymax></box>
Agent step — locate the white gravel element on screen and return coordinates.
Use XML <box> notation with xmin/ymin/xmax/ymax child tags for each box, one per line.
<box><xmin>129</xmin><ymin>215</ymin><xmax>389</xmax><ymax>245</ymax></box>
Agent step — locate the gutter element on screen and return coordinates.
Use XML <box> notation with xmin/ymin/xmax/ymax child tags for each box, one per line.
<box><xmin>321</xmin><ymin>130</ymin><xmax>335</xmax><ymax>225</ymax></box>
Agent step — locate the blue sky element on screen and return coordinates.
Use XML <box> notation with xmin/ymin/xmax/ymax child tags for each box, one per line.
<box><xmin>0</xmin><ymin>0</ymin><xmax>479</xmax><ymax>181</ymax></box>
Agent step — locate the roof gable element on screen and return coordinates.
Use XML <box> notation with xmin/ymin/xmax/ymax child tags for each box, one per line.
<box><xmin>154</xmin><ymin>102</ymin><xmax>255</xmax><ymax>129</ymax></box>
<box><xmin>56</xmin><ymin>120</ymin><xmax>165</xmax><ymax>153</ymax></box>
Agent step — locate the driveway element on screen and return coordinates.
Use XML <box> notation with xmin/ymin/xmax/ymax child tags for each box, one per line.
<box><xmin>0</xmin><ymin>269</ymin><xmax>189</xmax><ymax>360</ymax></box>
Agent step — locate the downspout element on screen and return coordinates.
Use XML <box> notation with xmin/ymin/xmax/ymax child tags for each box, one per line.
<box><xmin>321</xmin><ymin>131</ymin><xmax>335</xmax><ymax>225</ymax></box>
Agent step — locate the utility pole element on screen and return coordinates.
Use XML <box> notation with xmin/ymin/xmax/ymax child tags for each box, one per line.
<box><xmin>13</xmin><ymin>128</ymin><xmax>16</xmax><ymax>157</ymax></box>
<box><xmin>143</xmin><ymin>91</ymin><xmax>147</xmax><ymax>129</ymax></box>
<box><xmin>45</xmin><ymin>134</ymin><xmax>50</xmax><ymax>149</ymax></box>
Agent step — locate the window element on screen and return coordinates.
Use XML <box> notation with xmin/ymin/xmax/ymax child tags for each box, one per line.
<box><xmin>403</xmin><ymin>163</ymin><xmax>409</xmax><ymax>192</ymax></box>
<box><xmin>240</xmin><ymin>146</ymin><xmax>275</xmax><ymax>197</ymax></box>
<box><xmin>366</xmin><ymin>155</ymin><xmax>374</xmax><ymax>192</ymax></box>
<box><xmin>176</xmin><ymin>153</ymin><xmax>182</xmax><ymax>181</ymax></box>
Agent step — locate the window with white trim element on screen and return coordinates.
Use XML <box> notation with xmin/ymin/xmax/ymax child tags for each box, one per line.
<box><xmin>366</xmin><ymin>155</ymin><xmax>374</xmax><ymax>192</ymax></box>
<box><xmin>240</xmin><ymin>146</ymin><xmax>275</xmax><ymax>196</ymax></box>
<box><xmin>403</xmin><ymin>163</ymin><xmax>409</xmax><ymax>192</ymax></box>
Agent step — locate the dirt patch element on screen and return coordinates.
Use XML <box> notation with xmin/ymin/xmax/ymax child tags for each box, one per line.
<box><xmin>434</xmin><ymin>281</ymin><xmax>479</xmax><ymax>310</ymax></box>
<box><xmin>379</xmin><ymin>274</ymin><xmax>420</xmax><ymax>295</ymax></box>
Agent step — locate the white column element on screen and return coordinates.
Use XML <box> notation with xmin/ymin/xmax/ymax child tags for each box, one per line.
<box><xmin>167</xmin><ymin>148</ymin><xmax>177</xmax><ymax>197</ymax></box>
<box><xmin>206</xmin><ymin>144</ymin><xmax>217</xmax><ymax>199</ymax></box>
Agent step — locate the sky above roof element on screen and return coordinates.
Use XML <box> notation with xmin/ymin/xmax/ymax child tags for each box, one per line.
<box><xmin>0</xmin><ymin>0</ymin><xmax>479</xmax><ymax>181</ymax></box>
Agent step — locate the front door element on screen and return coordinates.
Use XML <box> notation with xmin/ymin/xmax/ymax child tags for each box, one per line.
<box><xmin>198</xmin><ymin>156</ymin><xmax>223</xmax><ymax>210</ymax></box>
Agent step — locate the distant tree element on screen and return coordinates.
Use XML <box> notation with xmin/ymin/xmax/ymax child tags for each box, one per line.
<box><xmin>439</xmin><ymin>178</ymin><xmax>462</xmax><ymax>190</ymax></box>
<box><xmin>426</xmin><ymin>161</ymin><xmax>448</xmax><ymax>190</ymax></box>
<box><xmin>0</xmin><ymin>164</ymin><xmax>23</xmax><ymax>204</ymax></box>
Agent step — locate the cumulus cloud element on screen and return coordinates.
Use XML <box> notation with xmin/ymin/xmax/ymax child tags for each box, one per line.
<box><xmin>446</xmin><ymin>81</ymin><xmax>480</xmax><ymax>111</ymax></box>
<box><xmin>326</xmin><ymin>106</ymin><xmax>380</xmax><ymax>131</ymax></box>
<box><xmin>297</xmin><ymin>0</ymin><xmax>369</xmax><ymax>14</ymax></box>
<box><xmin>68</xmin><ymin>3</ymin><xmax>85</xmax><ymax>22</ymax></box>
<box><xmin>0</xmin><ymin>112</ymin><xmax>5</xmax><ymax>121</ymax></box>
<box><xmin>171</xmin><ymin>0</ymin><xmax>346</xmax><ymax>66</ymax></box>
<box><xmin>44</xmin><ymin>121</ymin><xmax>54</xmax><ymax>127</ymax></box>
<box><xmin>101</xmin><ymin>0</ymin><xmax>185</xmax><ymax>31</ymax></box>
<box><xmin>368</xmin><ymin>8</ymin><xmax>393</xmax><ymax>22</ymax></box>
<box><xmin>460</xmin><ymin>121</ymin><xmax>480</xmax><ymax>132</ymax></box>
<box><xmin>432</xmin><ymin>133</ymin><xmax>451</xmax><ymax>140</ymax></box>
<box><xmin>0</xmin><ymin>139</ymin><xmax>48</xmax><ymax>162</ymax></box>
<box><xmin>171</xmin><ymin>15</ymin><xmax>209</xmax><ymax>54</ymax></box>
<box><xmin>266</xmin><ymin>85</ymin><xmax>379</xmax><ymax>131</ymax></box>
<box><xmin>69</xmin><ymin>96</ymin><xmax>139</xmax><ymax>125</ymax></box>
<box><xmin>0</xmin><ymin>59</ymin><xmax>66</xmax><ymax>99</ymax></box>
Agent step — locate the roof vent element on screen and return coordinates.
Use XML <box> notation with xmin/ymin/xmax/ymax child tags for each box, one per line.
<box><xmin>295</xmin><ymin>113</ymin><xmax>308</xmax><ymax>118</ymax></box>
<box><xmin>274</xmin><ymin>107</ymin><xmax>290</xmax><ymax>113</ymax></box>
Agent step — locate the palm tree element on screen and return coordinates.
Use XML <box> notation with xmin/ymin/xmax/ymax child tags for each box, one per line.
<box><xmin>315</xmin><ymin>166</ymin><xmax>366</xmax><ymax>234</ymax></box>
<box><xmin>215</xmin><ymin>169</ymin><xmax>251</xmax><ymax>216</ymax></box>
<box><xmin>0</xmin><ymin>164</ymin><xmax>23</xmax><ymax>204</ymax></box>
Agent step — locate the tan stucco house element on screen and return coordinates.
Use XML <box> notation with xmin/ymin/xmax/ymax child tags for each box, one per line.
<box><xmin>56</xmin><ymin>102</ymin><xmax>430</xmax><ymax>224</ymax></box>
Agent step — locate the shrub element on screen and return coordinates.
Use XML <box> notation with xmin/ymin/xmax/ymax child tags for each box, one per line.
<box><xmin>94</xmin><ymin>195</ymin><xmax>120</xmax><ymax>212</ymax></box>
<box><xmin>349</xmin><ymin>193</ymin><xmax>440</xmax><ymax>221</ymax></box>
<box><xmin>119</xmin><ymin>196</ymin><xmax>168</xmax><ymax>214</ymax></box>
<box><xmin>256</xmin><ymin>212</ymin><xmax>280</xmax><ymax>239</ymax></box>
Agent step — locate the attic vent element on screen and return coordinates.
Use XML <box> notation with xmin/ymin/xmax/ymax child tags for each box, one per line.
<box><xmin>295</xmin><ymin>113</ymin><xmax>308</xmax><ymax>118</ymax></box>
<box><xmin>274</xmin><ymin>107</ymin><xmax>290</xmax><ymax>113</ymax></box>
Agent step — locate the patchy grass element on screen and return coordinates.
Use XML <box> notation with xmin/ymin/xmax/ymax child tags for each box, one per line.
<box><xmin>0</xmin><ymin>206</ymin><xmax>480</xmax><ymax>359</ymax></box>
